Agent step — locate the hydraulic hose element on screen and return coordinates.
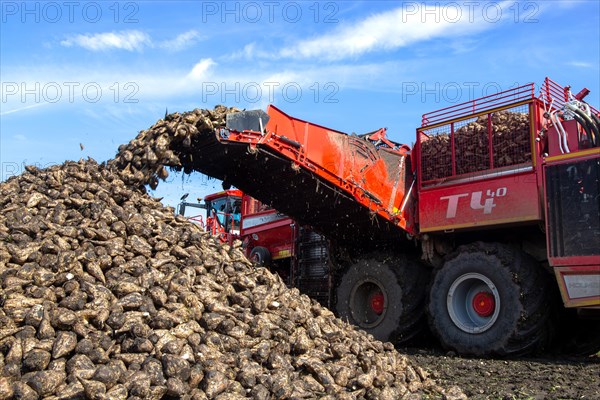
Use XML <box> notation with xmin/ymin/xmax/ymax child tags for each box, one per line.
<box><xmin>574</xmin><ymin>108</ymin><xmax>598</xmax><ymax>147</ymax></box>
<box><xmin>590</xmin><ymin>113</ymin><xmax>600</xmax><ymax>146</ymax></box>
<box><xmin>551</xmin><ymin>111</ymin><xmax>569</xmax><ymax>153</ymax></box>
<box><xmin>591</xmin><ymin>111</ymin><xmax>600</xmax><ymax>126</ymax></box>
<box><xmin>566</xmin><ymin>104</ymin><xmax>598</xmax><ymax>146</ymax></box>
<box><xmin>571</xmin><ymin>112</ymin><xmax>592</xmax><ymax>145</ymax></box>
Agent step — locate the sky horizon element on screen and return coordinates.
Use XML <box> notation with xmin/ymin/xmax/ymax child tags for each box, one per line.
<box><xmin>1</xmin><ymin>0</ymin><xmax>599</xmax><ymax>209</ymax></box>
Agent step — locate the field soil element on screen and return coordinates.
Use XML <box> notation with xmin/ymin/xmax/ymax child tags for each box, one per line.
<box><xmin>403</xmin><ymin>347</ymin><xmax>600</xmax><ymax>399</ymax></box>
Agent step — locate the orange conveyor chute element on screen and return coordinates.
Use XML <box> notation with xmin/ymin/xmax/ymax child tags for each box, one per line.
<box><xmin>184</xmin><ymin>105</ymin><xmax>415</xmax><ymax>248</ymax></box>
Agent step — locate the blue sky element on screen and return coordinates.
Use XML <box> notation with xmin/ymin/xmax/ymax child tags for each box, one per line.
<box><xmin>1</xmin><ymin>0</ymin><xmax>599</xmax><ymax>209</ymax></box>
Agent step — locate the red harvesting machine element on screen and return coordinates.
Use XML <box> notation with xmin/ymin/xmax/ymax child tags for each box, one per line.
<box><xmin>182</xmin><ymin>77</ymin><xmax>599</xmax><ymax>356</ymax></box>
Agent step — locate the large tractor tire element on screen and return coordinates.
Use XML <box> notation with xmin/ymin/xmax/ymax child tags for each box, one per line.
<box><xmin>249</xmin><ymin>246</ymin><xmax>271</xmax><ymax>266</ymax></box>
<box><xmin>428</xmin><ymin>242</ymin><xmax>554</xmax><ymax>356</ymax></box>
<box><xmin>335</xmin><ymin>254</ymin><xmax>429</xmax><ymax>343</ymax></box>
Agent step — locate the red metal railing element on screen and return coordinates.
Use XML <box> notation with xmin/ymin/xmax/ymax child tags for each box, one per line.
<box><xmin>540</xmin><ymin>77</ymin><xmax>599</xmax><ymax>115</ymax></box>
<box><xmin>422</xmin><ymin>77</ymin><xmax>599</xmax><ymax>127</ymax></box>
<box><xmin>187</xmin><ymin>214</ymin><xmax>205</xmax><ymax>228</ymax></box>
<box><xmin>422</xmin><ymin>83</ymin><xmax>535</xmax><ymax>126</ymax></box>
<box><xmin>540</xmin><ymin>77</ymin><xmax>569</xmax><ymax>109</ymax></box>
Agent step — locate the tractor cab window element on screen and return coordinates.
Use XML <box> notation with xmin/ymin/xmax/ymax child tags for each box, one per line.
<box><xmin>229</xmin><ymin>197</ymin><xmax>242</xmax><ymax>231</ymax></box>
<box><xmin>207</xmin><ymin>197</ymin><xmax>227</xmax><ymax>227</ymax></box>
<box><xmin>207</xmin><ymin>196</ymin><xmax>242</xmax><ymax>232</ymax></box>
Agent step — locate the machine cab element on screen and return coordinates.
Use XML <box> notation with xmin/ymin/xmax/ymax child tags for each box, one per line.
<box><xmin>204</xmin><ymin>189</ymin><xmax>243</xmax><ymax>241</ymax></box>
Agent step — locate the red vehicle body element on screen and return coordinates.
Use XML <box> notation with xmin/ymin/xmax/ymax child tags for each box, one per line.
<box><xmin>240</xmin><ymin>194</ymin><xmax>296</xmax><ymax>262</ymax></box>
<box><xmin>182</xmin><ymin>77</ymin><xmax>599</xmax><ymax>356</ymax></box>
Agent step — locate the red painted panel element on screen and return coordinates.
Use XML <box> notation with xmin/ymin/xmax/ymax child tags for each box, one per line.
<box><xmin>549</xmin><ymin>255</ymin><xmax>600</xmax><ymax>267</ymax></box>
<box><xmin>239</xmin><ymin>194</ymin><xmax>296</xmax><ymax>259</ymax></box>
<box><xmin>545</xmin><ymin>120</ymin><xmax>581</xmax><ymax>157</ymax></box>
<box><xmin>245</xmin><ymin>221</ymin><xmax>295</xmax><ymax>259</ymax></box>
<box><xmin>419</xmin><ymin>171</ymin><xmax>540</xmax><ymax>232</ymax></box>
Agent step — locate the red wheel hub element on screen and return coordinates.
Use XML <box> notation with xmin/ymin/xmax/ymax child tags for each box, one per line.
<box><xmin>370</xmin><ymin>291</ymin><xmax>385</xmax><ymax>315</ymax></box>
<box><xmin>472</xmin><ymin>291</ymin><xmax>495</xmax><ymax>317</ymax></box>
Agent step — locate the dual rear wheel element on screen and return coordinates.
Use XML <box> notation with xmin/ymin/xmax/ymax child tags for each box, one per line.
<box><xmin>335</xmin><ymin>243</ymin><xmax>554</xmax><ymax>356</ymax></box>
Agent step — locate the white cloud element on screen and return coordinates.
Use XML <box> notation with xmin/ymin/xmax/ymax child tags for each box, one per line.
<box><xmin>279</xmin><ymin>1</ymin><xmax>514</xmax><ymax>61</ymax></box>
<box><xmin>226</xmin><ymin>43</ymin><xmax>262</xmax><ymax>60</ymax></box>
<box><xmin>0</xmin><ymin>103</ymin><xmax>50</xmax><ymax>116</ymax></box>
<box><xmin>554</xmin><ymin>0</ymin><xmax>588</xmax><ymax>9</ymax></box>
<box><xmin>567</xmin><ymin>61</ymin><xmax>593</xmax><ymax>68</ymax></box>
<box><xmin>61</xmin><ymin>30</ymin><xmax>151</xmax><ymax>51</ymax></box>
<box><xmin>158</xmin><ymin>30</ymin><xmax>202</xmax><ymax>51</ymax></box>
<box><xmin>60</xmin><ymin>30</ymin><xmax>202</xmax><ymax>52</ymax></box>
<box><xmin>187</xmin><ymin>58</ymin><xmax>217</xmax><ymax>80</ymax></box>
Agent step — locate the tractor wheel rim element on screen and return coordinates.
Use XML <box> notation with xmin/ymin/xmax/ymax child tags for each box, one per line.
<box><xmin>447</xmin><ymin>273</ymin><xmax>501</xmax><ymax>334</ymax></box>
<box><xmin>350</xmin><ymin>279</ymin><xmax>387</xmax><ymax>328</ymax></box>
<box><xmin>472</xmin><ymin>291</ymin><xmax>495</xmax><ymax>317</ymax></box>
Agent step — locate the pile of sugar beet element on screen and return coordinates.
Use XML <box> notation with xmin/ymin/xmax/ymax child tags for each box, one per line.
<box><xmin>0</xmin><ymin>106</ymin><xmax>465</xmax><ymax>399</ymax></box>
<box><xmin>421</xmin><ymin>110</ymin><xmax>531</xmax><ymax>181</ymax></box>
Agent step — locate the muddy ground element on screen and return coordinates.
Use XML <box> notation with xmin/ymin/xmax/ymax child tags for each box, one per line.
<box><xmin>402</xmin><ymin>346</ymin><xmax>599</xmax><ymax>399</ymax></box>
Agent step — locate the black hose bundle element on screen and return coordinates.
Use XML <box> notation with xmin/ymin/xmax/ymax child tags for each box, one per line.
<box><xmin>590</xmin><ymin>112</ymin><xmax>600</xmax><ymax>146</ymax></box>
<box><xmin>573</xmin><ymin>108</ymin><xmax>599</xmax><ymax>147</ymax></box>
<box><xmin>571</xmin><ymin>112</ymin><xmax>594</xmax><ymax>146</ymax></box>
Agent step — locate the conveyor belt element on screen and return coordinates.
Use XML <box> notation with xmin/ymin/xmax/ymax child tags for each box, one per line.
<box><xmin>172</xmin><ymin>131</ymin><xmax>407</xmax><ymax>249</ymax></box>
